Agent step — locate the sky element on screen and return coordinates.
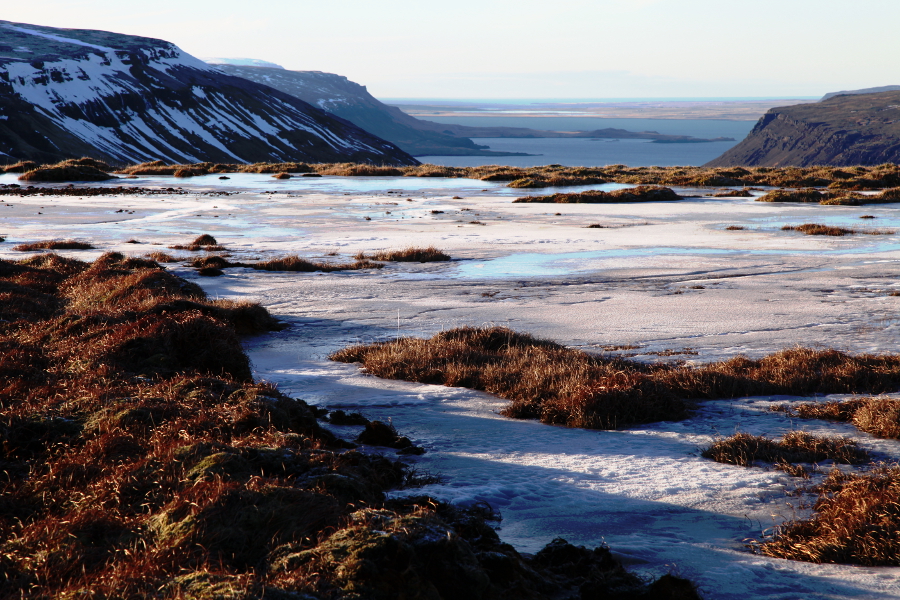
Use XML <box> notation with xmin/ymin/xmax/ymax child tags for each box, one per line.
<box><xmin>4</xmin><ymin>0</ymin><xmax>899</xmax><ymax>99</ymax></box>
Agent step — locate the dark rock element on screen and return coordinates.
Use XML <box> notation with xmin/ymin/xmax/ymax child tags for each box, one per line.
<box><xmin>327</xmin><ymin>409</ymin><xmax>370</xmax><ymax>426</ymax></box>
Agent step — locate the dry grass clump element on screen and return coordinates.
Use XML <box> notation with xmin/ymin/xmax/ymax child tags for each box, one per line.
<box><xmin>758</xmin><ymin>189</ymin><xmax>826</xmax><ymax>203</ymax></box>
<box><xmin>701</xmin><ymin>431</ymin><xmax>868</xmax><ymax>467</ymax></box>
<box><xmin>712</xmin><ymin>189</ymin><xmax>753</xmax><ymax>197</ymax></box>
<box><xmin>144</xmin><ymin>251</ymin><xmax>178</xmax><ymax>263</ymax></box>
<box><xmin>241</xmin><ymin>162</ymin><xmax>314</xmax><ymax>174</ymax></box>
<box><xmin>758</xmin><ymin>466</ymin><xmax>900</xmax><ymax>565</ymax></box>
<box><xmin>725</xmin><ymin>225</ymin><xmax>745</xmax><ymax>230</ymax></box>
<box><xmin>782</xmin><ymin>223</ymin><xmax>893</xmax><ymax>236</ymax></box>
<box><xmin>251</xmin><ymin>255</ymin><xmax>383</xmax><ymax>272</ymax></box>
<box><xmin>3</xmin><ymin>160</ymin><xmax>39</xmax><ymax>173</ymax></box>
<box><xmin>316</xmin><ymin>163</ymin><xmax>403</xmax><ymax>177</ymax></box>
<box><xmin>273</xmin><ymin>172</ymin><xmax>292</xmax><ymax>179</ymax></box>
<box><xmin>19</xmin><ymin>159</ymin><xmax>117</xmax><ymax>182</ymax></box>
<box><xmin>776</xmin><ymin>397</ymin><xmax>900</xmax><ymax>439</ymax></box>
<box><xmin>513</xmin><ymin>186</ymin><xmax>681</xmax><ymax>204</ymax></box>
<box><xmin>782</xmin><ymin>223</ymin><xmax>855</xmax><ymax>236</ymax></box>
<box><xmin>356</xmin><ymin>246</ymin><xmax>450</xmax><ymax>262</ymax></box>
<box><xmin>331</xmin><ymin>327</ymin><xmax>900</xmax><ymax>430</ymax></box>
<box><xmin>168</xmin><ymin>234</ymin><xmax>227</xmax><ymax>252</ymax></box>
<box><xmin>13</xmin><ymin>239</ymin><xmax>95</xmax><ymax>251</ymax></box>
<box><xmin>0</xmin><ymin>256</ymin><xmax>692</xmax><ymax>598</ymax></box>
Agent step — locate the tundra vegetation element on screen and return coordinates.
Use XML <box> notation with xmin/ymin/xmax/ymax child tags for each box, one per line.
<box><xmin>12</xmin><ymin>239</ymin><xmax>96</xmax><ymax>251</ymax></box>
<box><xmin>333</xmin><ymin>327</ymin><xmax>900</xmax><ymax>567</ymax></box>
<box><xmin>781</xmin><ymin>223</ymin><xmax>894</xmax><ymax>236</ymax></box>
<box><xmin>701</xmin><ymin>431</ymin><xmax>868</xmax><ymax>469</ymax></box>
<box><xmin>757</xmin><ymin>466</ymin><xmax>900</xmax><ymax>566</ymax></box>
<box><xmin>354</xmin><ymin>246</ymin><xmax>451</xmax><ymax>262</ymax></box>
<box><xmin>9</xmin><ymin>159</ymin><xmax>900</xmax><ymax>194</ymax></box>
<box><xmin>330</xmin><ymin>326</ymin><xmax>900</xmax><ymax>430</ymax></box>
<box><xmin>0</xmin><ymin>254</ymin><xmax>700</xmax><ymax>599</ymax></box>
<box><xmin>512</xmin><ymin>186</ymin><xmax>682</xmax><ymax>203</ymax></box>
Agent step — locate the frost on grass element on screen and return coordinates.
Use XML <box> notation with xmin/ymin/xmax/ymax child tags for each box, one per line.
<box><xmin>331</xmin><ymin>326</ymin><xmax>900</xmax><ymax>430</ymax></box>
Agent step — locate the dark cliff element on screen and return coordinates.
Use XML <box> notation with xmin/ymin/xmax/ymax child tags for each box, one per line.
<box><xmin>705</xmin><ymin>92</ymin><xmax>900</xmax><ymax>167</ymax></box>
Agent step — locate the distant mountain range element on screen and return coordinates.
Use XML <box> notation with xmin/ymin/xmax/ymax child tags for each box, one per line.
<box><xmin>706</xmin><ymin>91</ymin><xmax>900</xmax><ymax>167</ymax></box>
<box><xmin>821</xmin><ymin>85</ymin><xmax>900</xmax><ymax>101</ymax></box>
<box><xmin>212</xmin><ymin>63</ymin><xmax>732</xmax><ymax>156</ymax></box>
<box><xmin>0</xmin><ymin>21</ymin><xmax>416</xmax><ymax>165</ymax></box>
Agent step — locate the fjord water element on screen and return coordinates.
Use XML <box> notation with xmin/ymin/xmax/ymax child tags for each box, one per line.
<box><xmin>423</xmin><ymin>137</ymin><xmax>742</xmax><ymax>167</ymax></box>
<box><xmin>418</xmin><ymin>117</ymin><xmax>755</xmax><ymax>167</ymax></box>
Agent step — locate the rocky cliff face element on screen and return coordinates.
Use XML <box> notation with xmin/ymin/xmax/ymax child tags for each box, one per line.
<box><xmin>705</xmin><ymin>92</ymin><xmax>900</xmax><ymax>167</ymax></box>
<box><xmin>213</xmin><ymin>65</ymin><xmax>497</xmax><ymax>157</ymax></box>
<box><xmin>0</xmin><ymin>21</ymin><xmax>417</xmax><ymax>165</ymax></box>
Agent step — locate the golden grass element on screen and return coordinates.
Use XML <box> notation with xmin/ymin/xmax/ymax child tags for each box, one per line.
<box><xmin>775</xmin><ymin>397</ymin><xmax>900</xmax><ymax>439</ymax></box>
<box><xmin>19</xmin><ymin>158</ymin><xmax>115</xmax><ymax>182</ymax></box>
<box><xmin>758</xmin><ymin>466</ymin><xmax>900</xmax><ymax>565</ymax></box>
<box><xmin>6</xmin><ymin>158</ymin><xmax>883</xmax><ymax>192</ymax></box>
<box><xmin>781</xmin><ymin>223</ymin><xmax>893</xmax><ymax>236</ymax></box>
<box><xmin>712</xmin><ymin>189</ymin><xmax>753</xmax><ymax>197</ymax></box>
<box><xmin>513</xmin><ymin>186</ymin><xmax>681</xmax><ymax>203</ymax></box>
<box><xmin>143</xmin><ymin>251</ymin><xmax>178</xmax><ymax>263</ymax></box>
<box><xmin>250</xmin><ymin>255</ymin><xmax>383</xmax><ymax>272</ymax></box>
<box><xmin>782</xmin><ymin>223</ymin><xmax>855</xmax><ymax>236</ymax></box>
<box><xmin>701</xmin><ymin>431</ymin><xmax>868</xmax><ymax>467</ymax></box>
<box><xmin>13</xmin><ymin>239</ymin><xmax>95</xmax><ymax>251</ymax></box>
<box><xmin>355</xmin><ymin>246</ymin><xmax>450</xmax><ymax>262</ymax></box>
<box><xmin>330</xmin><ymin>326</ymin><xmax>900</xmax><ymax>429</ymax></box>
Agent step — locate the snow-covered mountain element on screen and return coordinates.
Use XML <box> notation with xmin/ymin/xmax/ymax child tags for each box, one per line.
<box><xmin>0</xmin><ymin>21</ymin><xmax>417</xmax><ymax>165</ymax></box>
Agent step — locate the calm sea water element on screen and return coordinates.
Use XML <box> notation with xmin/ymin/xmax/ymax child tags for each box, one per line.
<box><xmin>422</xmin><ymin>116</ymin><xmax>756</xmax><ymax>139</ymax></box>
<box><xmin>419</xmin><ymin>137</ymin><xmax>740</xmax><ymax>168</ymax></box>
<box><xmin>416</xmin><ymin>117</ymin><xmax>754</xmax><ymax>167</ymax></box>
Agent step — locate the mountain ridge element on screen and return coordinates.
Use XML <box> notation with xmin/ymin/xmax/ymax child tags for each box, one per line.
<box><xmin>0</xmin><ymin>21</ymin><xmax>416</xmax><ymax>165</ymax></box>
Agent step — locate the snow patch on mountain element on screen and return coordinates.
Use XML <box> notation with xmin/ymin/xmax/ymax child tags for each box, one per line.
<box><xmin>0</xmin><ymin>21</ymin><xmax>416</xmax><ymax>165</ymax></box>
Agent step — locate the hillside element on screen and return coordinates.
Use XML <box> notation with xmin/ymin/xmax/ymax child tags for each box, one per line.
<box><xmin>0</xmin><ymin>21</ymin><xmax>416</xmax><ymax>165</ymax></box>
<box><xmin>212</xmin><ymin>64</ymin><xmax>519</xmax><ymax>157</ymax></box>
<box><xmin>214</xmin><ymin>64</ymin><xmax>730</xmax><ymax>155</ymax></box>
<box><xmin>705</xmin><ymin>91</ymin><xmax>900</xmax><ymax>167</ymax></box>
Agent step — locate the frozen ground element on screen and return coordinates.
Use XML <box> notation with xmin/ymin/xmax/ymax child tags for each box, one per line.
<box><xmin>3</xmin><ymin>173</ymin><xmax>900</xmax><ymax>598</ymax></box>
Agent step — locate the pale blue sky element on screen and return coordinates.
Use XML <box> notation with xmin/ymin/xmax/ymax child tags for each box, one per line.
<box><xmin>5</xmin><ymin>0</ymin><xmax>898</xmax><ymax>98</ymax></box>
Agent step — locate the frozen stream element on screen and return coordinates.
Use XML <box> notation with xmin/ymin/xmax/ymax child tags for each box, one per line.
<box><xmin>3</xmin><ymin>175</ymin><xmax>900</xmax><ymax>598</ymax></box>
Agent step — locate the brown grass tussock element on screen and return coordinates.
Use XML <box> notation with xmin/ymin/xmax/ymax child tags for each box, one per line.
<box><xmin>758</xmin><ymin>466</ymin><xmax>900</xmax><ymax>565</ymax></box>
<box><xmin>331</xmin><ymin>326</ymin><xmax>900</xmax><ymax>430</ymax></box>
<box><xmin>356</xmin><ymin>246</ymin><xmax>450</xmax><ymax>262</ymax></box>
<box><xmin>701</xmin><ymin>431</ymin><xmax>868</xmax><ymax>467</ymax></box>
